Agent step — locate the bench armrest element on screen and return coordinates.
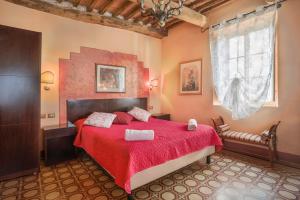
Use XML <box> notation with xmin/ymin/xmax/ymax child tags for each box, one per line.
<box><xmin>260</xmin><ymin>130</ymin><xmax>271</xmax><ymax>142</ymax></box>
<box><xmin>217</xmin><ymin>124</ymin><xmax>230</xmax><ymax>134</ymax></box>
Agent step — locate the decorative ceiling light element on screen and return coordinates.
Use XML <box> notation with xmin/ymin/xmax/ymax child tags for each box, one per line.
<box><xmin>140</xmin><ymin>0</ymin><xmax>185</xmax><ymax>27</ymax></box>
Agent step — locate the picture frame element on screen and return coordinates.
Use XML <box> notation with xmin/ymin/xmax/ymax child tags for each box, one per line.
<box><xmin>95</xmin><ymin>64</ymin><xmax>126</xmax><ymax>93</ymax></box>
<box><xmin>179</xmin><ymin>59</ymin><xmax>202</xmax><ymax>95</ymax></box>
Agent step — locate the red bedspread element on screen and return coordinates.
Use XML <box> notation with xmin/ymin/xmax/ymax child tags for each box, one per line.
<box><xmin>74</xmin><ymin>118</ymin><xmax>222</xmax><ymax>193</ymax></box>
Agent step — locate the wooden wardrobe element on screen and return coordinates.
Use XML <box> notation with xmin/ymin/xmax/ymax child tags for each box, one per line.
<box><xmin>0</xmin><ymin>25</ymin><xmax>41</xmax><ymax>180</ymax></box>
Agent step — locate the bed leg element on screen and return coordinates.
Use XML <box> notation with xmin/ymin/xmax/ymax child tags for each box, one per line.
<box><xmin>206</xmin><ymin>155</ymin><xmax>211</xmax><ymax>164</ymax></box>
<box><xmin>127</xmin><ymin>194</ymin><xmax>134</xmax><ymax>200</ymax></box>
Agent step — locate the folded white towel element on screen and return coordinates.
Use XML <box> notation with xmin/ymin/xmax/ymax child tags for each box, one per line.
<box><xmin>125</xmin><ymin>129</ymin><xmax>155</xmax><ymax>141</ymax></box>
<box><xmin>188</xmin><ymin>119</ymin><xmax>198</xmax><ymax>131</ymax></box>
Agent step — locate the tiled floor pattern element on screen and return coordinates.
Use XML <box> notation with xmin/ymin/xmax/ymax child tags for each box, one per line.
<box><xmin>0</xmin><ymin>151</ymin><xmax>299</xmax><ymax>200</ymax></box>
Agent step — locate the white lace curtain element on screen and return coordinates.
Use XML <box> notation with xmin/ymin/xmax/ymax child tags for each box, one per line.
<box><xmin>209</xmin><ymin>7</ymin><xmax>277</xmax><ymax>120</ymax></box>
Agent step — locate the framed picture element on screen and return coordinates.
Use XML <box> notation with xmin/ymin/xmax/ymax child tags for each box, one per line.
<box><xmin>179</xmin><ymin>59</ymin><xmax>202</xmax><ymax>95</ymax></box>
<box><xmin>95</xmin><ymin>64</ymin><xmax>126</xmax><ymax>93</ymax></box>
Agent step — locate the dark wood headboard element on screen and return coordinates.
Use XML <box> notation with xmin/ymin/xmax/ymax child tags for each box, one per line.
<box><xmin>66</xmin><ymin>98</ymin><xmax>148</xmax><ymax>123</ymax></box>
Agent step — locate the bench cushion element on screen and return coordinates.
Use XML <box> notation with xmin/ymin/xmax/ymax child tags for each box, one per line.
<box><xmin>221</xmin><ymin>130</ymin><xmax>267</xmax><ymax>145</ymax></box>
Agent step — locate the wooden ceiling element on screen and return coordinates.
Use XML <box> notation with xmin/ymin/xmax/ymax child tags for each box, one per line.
<box><xmin>5</xmin><ymin>0</ymin><xmax>232</xmax><ymax>38</ymax></box>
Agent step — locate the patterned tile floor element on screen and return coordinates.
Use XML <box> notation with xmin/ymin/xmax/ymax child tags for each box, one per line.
<box><xmin>0</xmin><ymin>151</ymin><xmax>299</xmax><ymax>200</ymax></box>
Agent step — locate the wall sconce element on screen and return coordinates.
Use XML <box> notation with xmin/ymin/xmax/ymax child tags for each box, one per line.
<box><xmin>146</xmin><ymin>79</ymin><xmax>159</xmax><ymax>90</ymax></box>
<box><xmin>41</xmin><ymin>71</ymin><xmax>54</xmax><ymax>90</ymax></box>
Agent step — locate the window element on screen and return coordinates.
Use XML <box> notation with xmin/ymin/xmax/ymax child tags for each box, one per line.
<box><xmin>228</xmin><ymin>27</ymin><xmax>275</xmax><ymax>103</ymax></box>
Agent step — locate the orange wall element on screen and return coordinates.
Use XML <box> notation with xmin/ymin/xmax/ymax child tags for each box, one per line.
<box><xmin>0</xmin><ymin>0</ymin><xmax>162</xmax><ymax>127</ymax></box>
<box><xmin>162</xmin><ymin>0</ymin><xmax>300</xmax><ymax>156</ymax></box>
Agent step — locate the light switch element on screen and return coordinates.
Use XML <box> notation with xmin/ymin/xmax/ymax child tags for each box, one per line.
<box><xmin>48</xmin><ymin>113</ymin><xmax>55</xmax><ymax>118</ymax></box>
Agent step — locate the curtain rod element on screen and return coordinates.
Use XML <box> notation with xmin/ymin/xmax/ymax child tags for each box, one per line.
<box><xmin>201</xmin><ymin>0</ymin><xmax>286</xmax><ymax>32</ymax></box>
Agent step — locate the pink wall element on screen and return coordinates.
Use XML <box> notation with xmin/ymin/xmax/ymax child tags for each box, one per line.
<box><xmin>162</xmin><ymin>0</ymin><xmax>300</xmax><ymax>156</ymax></box>
<box><xmin>59</xmin><ymin>47</ymin><xmax>149</xmax><ymax>123</ymax></box>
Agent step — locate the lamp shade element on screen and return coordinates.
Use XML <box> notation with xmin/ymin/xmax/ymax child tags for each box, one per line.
<box><xmin>41</xmin><ymin>71</ymin><xmax>54</xmax><ymax>84</ymax></box>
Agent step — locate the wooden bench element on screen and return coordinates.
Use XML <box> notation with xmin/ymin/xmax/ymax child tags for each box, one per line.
<box><xmin>211</xmin><ymin>116</ymin><xmax>280</xmax><ymax>166</ymax></box>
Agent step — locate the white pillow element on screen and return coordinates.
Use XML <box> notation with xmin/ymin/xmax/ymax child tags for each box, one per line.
<box><xmin>84</xmin><ymin>112</ymin><xmax>116</xmax><ymax>128</ymax></box>
<box><xmin>128</xmin><ymin>107</ymin><xmax>151</xmax><ymax>122</ymax></box>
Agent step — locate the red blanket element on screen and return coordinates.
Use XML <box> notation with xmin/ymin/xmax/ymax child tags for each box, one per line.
<box><xmin>74</xmin><ymin>118</ymin><xmax>222</xmax><ymax>193</ymax></box>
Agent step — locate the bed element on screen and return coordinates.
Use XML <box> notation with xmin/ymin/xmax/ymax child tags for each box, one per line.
<box><xmin>67</xmin><ymin>98</ymin><xmax>222</xmax><ymax>199</ymax></box>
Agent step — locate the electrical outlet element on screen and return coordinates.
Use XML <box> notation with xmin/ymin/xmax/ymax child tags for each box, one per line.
<box><xmin>47</xmin><ymin>113</ymin><xmax>55</xmax><ymax>118</ymax></box>
<box><xmin>41</xmin><ymin>114</ymin><xmax>46</xmax><ymax>119</ymax></box>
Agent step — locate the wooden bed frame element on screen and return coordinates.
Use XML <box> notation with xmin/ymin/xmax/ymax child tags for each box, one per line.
<box><xmin>66</xmin><ymin>97</ymin><xmax>214</xmax><ymax>200</ymax></box>
<box><xmin>66</xmin><ymin>98</ymin><xmax>148</xmax><ymax>123</ymax></box>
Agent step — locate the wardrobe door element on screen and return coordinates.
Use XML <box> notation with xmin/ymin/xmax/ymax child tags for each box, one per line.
<box><xmin>0</xmin><ymin>25</ymin><xmax>41</xmax><ymax>180</ymax></box>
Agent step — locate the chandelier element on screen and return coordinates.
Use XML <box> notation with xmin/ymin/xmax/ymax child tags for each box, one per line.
<box><xmin>140</xmin><ymin>0</ymin><xmax>185</xmax><ymax>27</ymax></box>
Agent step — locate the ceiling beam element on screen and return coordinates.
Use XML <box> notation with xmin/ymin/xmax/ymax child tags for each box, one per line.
<box><xmin>78</xmin><ymin>0</ymin><xmax>92</xmax><ymax>7</ymax></box>
<box><xmin>87</xmin><ymin>0</ymin><xmax>101</xmax><ymax>11</ymax></box>
<box><xmin>113</xmin><ymin>1</ymin><xmax>132</xmax><ymax>17</ymax></box>
<box><xmin>5</xmin><ymin>0</ymin><xmax>167</xmax><ymax>38</ymax></box>
<box><xmin>195</xmin><ymin>0</ymin><xmax>225</xmax><ymax>11</ymax></box>
<box><xmin>123</xmin><ymin>4</ymin><xmax>140</xmax><ymax>20</ymax></box>
<box><xmin>99</xmin><ymin>0</ymin><xmax>114</xmax><ymax>14</ymax></box>
<box><xmin>143</xmin><ymin>16</ymin><xmax>154</xmax><ymax>25</ymax></box>
<box><xmin>128</xmin><ymin>0</ymin><xmax>207</xmax><ymax>27</ymax></box>
<box><xmin>166</xmin><ymin>0</ymin><xmax>214</xmax><ymax>27</ymax></box>
<box><xmin>134</xmin><ymin>12</ymin><xmax>146</xmax><ymax>22</ymax></box>
<box><xmin>198</xmin><ymin>0</ymin><xmax>231</xmax><ymax>13</ymax></box>
<box><xmin>167</xmin><ymin>0</ymin><xmax>232</xmax><ymax>29</ymax></box>
<box><xmin>188</xmin><ymin>0</ymin><xmax>211</xmax><ymax>9</ymax></box>
<box><xmin>73</xmin><ymin>0</ymin><xmax>82</xmax><ymax>7</ymax></box>
<box><xmin>166</xmin><ymin>19</ymin><xmax>180</xmax><ymax>29</ymax></box>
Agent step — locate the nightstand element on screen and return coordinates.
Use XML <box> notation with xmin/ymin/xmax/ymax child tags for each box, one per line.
<box><xmin>152</xmin><ymin>113</ymin><xmax>171</xmax><ymax>120</ymax></box>
<box><xmin>42</xmin><ymin>124</ymin><xmax>77</xmax><ymax>166</ymax></box>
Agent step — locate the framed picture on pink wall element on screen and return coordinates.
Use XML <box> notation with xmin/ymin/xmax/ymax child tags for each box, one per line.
<box><xmin>95</xmin><ymin>64</ymin><xmax>126</xmax><ymax>93</ymax></box>
<box><xmin>179</xmin><ymin>59</ymin><xmax>202</xmax><ymax>95</ymax></box>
